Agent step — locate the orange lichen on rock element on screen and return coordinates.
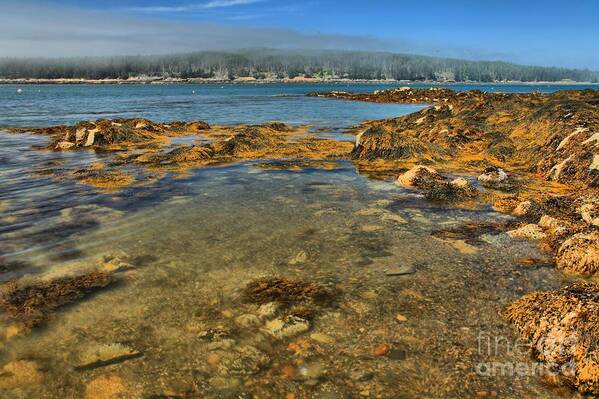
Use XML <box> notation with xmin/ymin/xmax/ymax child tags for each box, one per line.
<box><xmin>504</xmin><ymin>282</ymin><xmax>599</xmax><ymax>394</ymax></box>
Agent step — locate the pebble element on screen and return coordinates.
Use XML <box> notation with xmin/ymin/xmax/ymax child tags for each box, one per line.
<box><xmin>310</xmin><ymin>332</ymin><xmax>335</xmax><ymax>344</ymax></box>
<box><xmin>372</xmin><ymin>344</ymin><xmax>390</xmax><ymax>356</ymax></box>
<box><xmin>264</xmin><ymin>316</ymin><xmax>310</xmax><ymax>339</ymax></box>
<box><xmin>395</xmin><ymin>314</ymin><xmax>408</xmax><ymax>322</ymax></box>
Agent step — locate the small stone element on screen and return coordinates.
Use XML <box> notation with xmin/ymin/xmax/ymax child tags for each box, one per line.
<box><xmin>310</xmin><ymin>332</ymin><xmax>335</xmax><ymax>344</ymax></box>
<box><xmin>298</xmin><ymin>361</ymin><xmax>326</xmax><ymax>380</ymax></box>
<box><xmin>395</xmin><ymin>314</ymin><xmax>408</xmax><ymax>322</ymax></box>
<box><xmin>257</xmin><ymin>302</ymin><xmax>280</xmax><ymax>319</ymax></box>
<box><xmin>221</xmin><ymin>310</ymin><xmax>233</xmax><ymax>318</ymax></box>
<box><xmin>264</xmin><ymin>316</ymin><xmax>310</xmax><ymax>339</ymax></box>
<box><xmin>385</xmin><ymin>265</ymin><xmax>415</xmax><ymax>276</ymax></box>
<box><xmin>55</xmin><ymin>141</ymin><xmax>75</xmax><ymax>150</ymax></box>
<box><xmin>372</xmin><ymin>344</ymin><xmax>390</xmax><ymax>356</ymax></box>
<box><xmin>235</xmin><ymin>314</ymin><xmax>261</xmax><ymax>328</ymax></box>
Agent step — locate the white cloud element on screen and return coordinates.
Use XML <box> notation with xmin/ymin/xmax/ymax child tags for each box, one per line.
<box><xmin>0</xmin><ymin>1</ymin><xmax>394</xmax><ymax>57</ymax></box>
<box><xmin>203</xmin><ymin>0</ymin><xmax>264</xmax><ymax>9</ymax></box>
<box><xmin>125</xmin><ymin>0</ymin><xmax>264</xmax><ymax>13</ymax></box>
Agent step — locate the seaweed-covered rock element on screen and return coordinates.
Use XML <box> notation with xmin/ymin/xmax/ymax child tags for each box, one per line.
<box><xmin>219</xmin><ymin>126</ymin><xmax>282</xmax><ymax>156</ymax></box>
<box><xmin>396</xmin><ymin>165</ymin><xmax>445</xmax><ymax>189</ymax></box>
<box><xmin>507</xmin><ymin>224</ymin><xmax>547</xmax><ymax>240</ymax></box>
<box><xmin>352</xmin><ymin>126</ymin><xmax>430</xmax><ymax>160</ymax></box>
<box><xmin>504</xmin><ymin>282</ymin><xmax>599</xmax><ymax>394</ymax></box>
<box><xmin>580</xmin><ymin>201</ymin><xmax>599</xmax><ymax>227</ymax></box>
<box><xmin>477</xmin><ymin>166</ymin><xmax>509</xmax><ymax>189</ymax></box>
<box><xmin>512</xmin><ymin>200</ymin><xmax>544</xmax><ymax>221</ymax></box>
<box><xmin>423</xmin><ymin>177</ymin><xmax>478</xmax><ymax>202</ymax></box>
<box><xmin>556</xmin><ymin>231</ymin><xmax>599</xmax><ymax>276</ymax></box>
<box><xmin>19</xmin><ymin>118</ymin><xmax>210</xmax><ymax>151</ymax></box>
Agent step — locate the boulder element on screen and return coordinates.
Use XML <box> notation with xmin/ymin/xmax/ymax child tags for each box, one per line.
<box><xmin>512</xmin><ymin>200</ymin><xmax>543</xmax><ymax>221</ymax></box>
<box><xmin>423</xmin><ymin>177</ymin><xmax>478</xmax><ymax>202</ymax></box>
<box><xmin>477</xmin><ymin>166</ymin><xmax>509</xmax><ymax>189</ymax></box>
<box><xmin>504</xmin><ymin>282</ymin><xmax>599</xmax><ymax>394</ymax></box>
<box><xmin>556</xmin><ymin>231</ymin><xmax>599</xmax><ymax>276</ymax></box>
<box><xmin>396</xmin><ymin>165</ymin><xmax>445</xmax><ymax>189</ymax></box>
<box><xmin>580</xmin><ymin>202</ymin><xmax>599</xmax><ymax>227</ymax></box>
<box><xmin>507</xmin><ymin>224</ymin><xmax>547</xmax><ymax>240</ymax></box>
<box><xmin>538</xmin><ymin>215</ymin><xmax>570</xmax><ymax>237</ymax></box>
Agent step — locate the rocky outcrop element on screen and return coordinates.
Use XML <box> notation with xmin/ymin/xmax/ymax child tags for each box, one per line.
<box><xmin>504</xmin><ymin>282</ymin><xmax>599</xmax><ymax>395</ymax></box>
<box><xmin>13</xmin><ymin>118</ymin><xmax>210</xmax><ymax>151</ymax></box>
<box><xmin>346</xmin><ymin>88</ymin><xmax>599</xmax><ymax>187</ymax></box>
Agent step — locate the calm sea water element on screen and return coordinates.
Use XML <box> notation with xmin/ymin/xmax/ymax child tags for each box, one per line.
<box><xmin>1</xmin><ymin>82</ymin><xmax>597</xmax><ymax>128</ymax></box>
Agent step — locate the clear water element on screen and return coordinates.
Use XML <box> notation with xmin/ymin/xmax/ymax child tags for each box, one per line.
<box><xmin>0</xmin><ymin>83</ymin><xmax>577</xmax><ymax>398</ymax></box>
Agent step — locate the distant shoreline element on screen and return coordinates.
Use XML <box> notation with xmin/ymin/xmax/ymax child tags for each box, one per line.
<box><xmin>1</xmin><ymin>77</ymin><xmax>598</xmax><ymax>85</ymax></box>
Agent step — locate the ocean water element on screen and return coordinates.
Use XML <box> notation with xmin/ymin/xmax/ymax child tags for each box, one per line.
<box><xmin>0</xmin><ymin>83</ymin><xmax>578</xmax><ymax>398</ymax></box>
<box><xmin>1</xmin><ymin>82</ymin><xmax>597</xmax><ymax>128</ymax></box>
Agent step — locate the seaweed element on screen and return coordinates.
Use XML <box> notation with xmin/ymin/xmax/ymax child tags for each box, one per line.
<box><xmin>0</xmin><ymin>271</ymin><xmax>115</xmax><ymax>327</ymax></box>
<box><xmin>242</xmin><ymin>277</ymin><xmax>335</xmax><ymax>306</ymax></box>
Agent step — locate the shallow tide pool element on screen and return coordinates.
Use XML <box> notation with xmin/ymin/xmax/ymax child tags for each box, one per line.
<box><xmin>0</xmin><ymin>85</ymin><xmax>577</xmax><ymax>398</ymax></box>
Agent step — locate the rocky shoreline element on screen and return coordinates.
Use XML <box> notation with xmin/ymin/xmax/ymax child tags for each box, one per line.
<box><xmin>2</xmin><ymin>86</ymin><xmax>598</xmax><ymax>395</ymax></box>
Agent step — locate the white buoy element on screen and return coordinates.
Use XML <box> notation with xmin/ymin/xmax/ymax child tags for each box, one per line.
<box><xmin>192</xmin><ymin>90</ymin><xmax>196</xmax><ymax>94</ymax></box>
<box><xmin>16</xmin><ymin>88</ymin><xmax>23</xmax><ymax>93</ymax></box>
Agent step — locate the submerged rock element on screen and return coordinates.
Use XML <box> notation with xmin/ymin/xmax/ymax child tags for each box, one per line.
<box><xmin>263</xmin><ymin>316</ymin><xmax>310</xmax><ymax>339</ymax></box>
<box><xmin>76</xmin><ymin>343</ymin><xmax>142</xmax><ymax>371</ymax></box>
<box><xmin>0</xmin><ymin>360</ymin><xmax>45</xmax><ymax>389</ymax></box>
<box><xmin>504</xmin><ymin>282</ymin><xmax>599</xmax><ymax>394</ymax></box>
<box><xmin>85</xmin><ymin>374</ymin><xmax>128</xmax><ymax>399</ymax></box>
<box><xmin>556</xmin><ymin>231</ymin><xmax>599</xmax><ymax>276</ymax></box>
<box><xmin>213</xmin><ymin>345</ymin><xmax>270</xmax><ymax>376</ymax></box>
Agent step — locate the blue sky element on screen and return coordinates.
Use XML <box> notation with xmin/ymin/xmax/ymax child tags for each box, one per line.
<box><xmin>2</xmin><ymin>0</ymin><xmax>598</xmax><ymax>69</ymax></box>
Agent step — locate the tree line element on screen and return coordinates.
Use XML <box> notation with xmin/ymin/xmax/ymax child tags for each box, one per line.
<box><xmin>0</xmin><ymin>49</ymin><xmax>597</xmax><ymax>82</ymax></box>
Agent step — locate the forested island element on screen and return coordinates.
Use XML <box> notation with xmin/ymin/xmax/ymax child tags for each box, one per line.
<box><xmin>1</xmin><ymin>49</ymin><xmax>598</xmax><ymax>83</ymax></box>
